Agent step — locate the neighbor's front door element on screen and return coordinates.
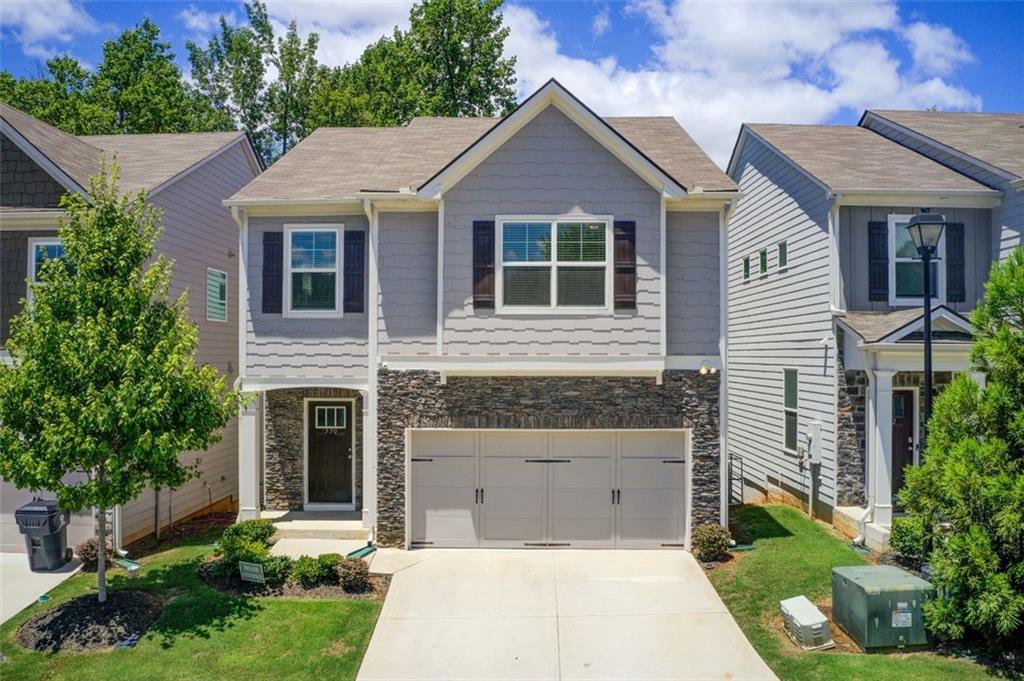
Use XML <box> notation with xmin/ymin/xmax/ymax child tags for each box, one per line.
<box><xmin>891</xmin><ymin>390</ymin><xmax>915</xmax><ymax>504</ymax></box>
<box><xmin>307</xmin><ymin>401</ymin><xmax>353</xmax><ymax>504</ymax></box>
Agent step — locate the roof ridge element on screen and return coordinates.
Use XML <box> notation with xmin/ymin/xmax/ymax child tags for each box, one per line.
<box><xmin>1</xmin><ymin>102</ymin><xmax>105</xmax><ymax>153</ymax></box>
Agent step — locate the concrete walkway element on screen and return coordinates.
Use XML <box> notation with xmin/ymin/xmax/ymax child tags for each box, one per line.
<box><xmin>358</xmin><ymin>550</ymin><xmax>777</xmax><ymax>681</ymax></box>
<box><xmin>0</xmin><ymin>552</ymin><xmax>81</xmax><ymax>624</ymax></box>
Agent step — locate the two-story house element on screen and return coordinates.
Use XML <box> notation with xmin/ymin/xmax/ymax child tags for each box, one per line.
<box><xmin>0</xmin><ymin>103</ymin><xmax>262</xmax><ymax>552</ymax></box>
<box><xmin>725</xmin><ymin>111</ymin><xmax>1022</xmax><ymax>551</ymax></box>
<box><xmin>226</xmin><ymin>80</ymin><xmax>738</xmax><ymax>549</ymax></box>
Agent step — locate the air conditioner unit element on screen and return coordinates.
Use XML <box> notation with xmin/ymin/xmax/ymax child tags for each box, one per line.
<box><xmin>780</xmin><ymin>595</ymin><xmax>834</xmax><ymax>651</ymax></box>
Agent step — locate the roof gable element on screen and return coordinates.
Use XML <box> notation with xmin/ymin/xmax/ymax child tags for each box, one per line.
<box><xmin>417</xmin><ymin>79</ymin><xmax>688</xmax><ymax>199</ymax></box>
<box><xmin>837</xmin><ymin>305</ymin><xmax>972</xmax><ymax>344</ymax></box>
<box><xmin>0</xmin><ymin>103</ymin><xmax>101</xmax><ymax>194</ymax></box>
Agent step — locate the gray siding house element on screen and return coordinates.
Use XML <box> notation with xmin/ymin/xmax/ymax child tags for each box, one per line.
<box><xmin>227</xmin><ymin>80</ymin><xmax>738</xmax><ymax>549</ymax></box>
<box><xmin>725</xmin><ymin>111</ymin><xmax>1021</xmax><ymax>550</ymax></box>
<box><xmin>0</xmin><ymin>103</ymin><xmax>262</xmax><ymax>551</ymax></box>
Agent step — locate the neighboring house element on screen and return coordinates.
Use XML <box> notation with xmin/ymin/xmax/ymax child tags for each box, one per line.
<box><xmin>0</xmin><ymin>103</ymin><xmax>262</xmax><ymax>552</ymax></box>
<box><xmin>725</xmin><ymin>111</ymin><xmax>1022</xmax><ymax>551</ymax></box>
<box><xmin>226</xmin><ymin>80</ymin><xmax>738</xmax><ymax>549</ymax></box>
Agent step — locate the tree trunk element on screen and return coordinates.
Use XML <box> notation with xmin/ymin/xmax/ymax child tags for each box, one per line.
<box><xmin>97</xmin><ymin>504</ymin><xmax>108</xmax><ymax>603</ymax></box>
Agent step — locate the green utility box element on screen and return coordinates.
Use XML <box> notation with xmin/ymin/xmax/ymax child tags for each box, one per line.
<box><xmin>831</xmin><ymin>565</ymin><xmax>934</xmax><ymax>651</ymax></box>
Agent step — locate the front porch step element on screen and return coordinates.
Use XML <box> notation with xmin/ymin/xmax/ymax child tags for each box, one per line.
<box><xmin>261</xmin><ymin>510</ymin><xmax>369</xmax><ymax>541</ymax></box>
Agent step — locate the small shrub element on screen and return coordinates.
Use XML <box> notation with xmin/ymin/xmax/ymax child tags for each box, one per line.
<box><xmin>75</xmin><ymin>536</ymin><xmax>113</xmax><ymax>570</ymax></box>
<box><xmin>337</xmin><ymin>557</ymin><xmax>372</xmax><ymax>593</ymax></box>
<box><xmin>889</xmin><ymin>516</ymin><xmax>925</xmax><ymax>567</ymax></box>
<box><xmin>692</xmin><ymin>523</ymin><xmax>731</xmax><ymax>562</ymax></box>
<box><xmin>260</xmin><ymin>555</ymin><xmax>292</xmax><ymax>585</ymax></box>
<box><xmin>317</xmin><ymin>553</ymin><xmax>342</xmax><ymax>583</ymax></box>
<box><xmin>221</xmin><ymin>519</ymin><xmax>276</xmax><ymax>546</ymax></box>
<box><xmin>220</xmin><ymin>536</ymin><xmax>270</xmax><ymax>564</ymax></box>
<box><xmin>290</xmin><ymin>554</ymin><xmax>334</xmax><ymax>587</ymax></box>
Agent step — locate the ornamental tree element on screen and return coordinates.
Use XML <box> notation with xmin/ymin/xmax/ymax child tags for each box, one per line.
<box><xmin>900</xmin><ymin>247</ymin><xmax>1024</xmax><ymax>650</ymax></box>
<box><xmin>0</xmin><ymin>167</ymin><xmax>241</xmax><ymax>602</ymax></box>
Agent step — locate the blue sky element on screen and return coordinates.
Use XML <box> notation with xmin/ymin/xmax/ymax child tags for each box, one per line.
<box><xmin>2</xmin><ymin>1</ymin><xmax>1021</xmax><ymax>166</ymax></box>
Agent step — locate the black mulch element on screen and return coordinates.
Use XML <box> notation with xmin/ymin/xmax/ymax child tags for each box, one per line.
<box><xmin>16</xmin><ymin>590</ymin><xmax>164</xmax><ymax>653</ymax></box>
<box><xmin>198</xmin><ymin>561</ymin><xmax>389</xmax><ymax>601</ymax></box>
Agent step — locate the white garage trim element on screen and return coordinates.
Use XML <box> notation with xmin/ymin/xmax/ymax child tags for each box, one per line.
<box><xmin>405</xmin><ymin>428</ymin><xmax>693</xmax><ymax>551</ymax></box>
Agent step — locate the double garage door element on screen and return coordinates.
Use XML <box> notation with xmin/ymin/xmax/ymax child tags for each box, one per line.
<box><xmin>410</xmin><ymin>430</ymin><xmax>689</xmax><ymax>549</ymax></box>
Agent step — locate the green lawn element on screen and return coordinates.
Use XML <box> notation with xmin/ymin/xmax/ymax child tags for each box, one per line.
<box><xmin>0</xmin><ymin>532</ymin><xmax>381</xmax><ymax>681</ymax></box>
<box><xmin>711</xmin><ymin>505</ymin><xmax>997</xmax><ymax>681</ymax></box>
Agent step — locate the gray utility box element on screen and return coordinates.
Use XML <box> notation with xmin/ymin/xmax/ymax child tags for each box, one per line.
<box><xmin>832</xmin><ymin>565</ymin><xmax>934</xmax><ymax>651</ymax></box>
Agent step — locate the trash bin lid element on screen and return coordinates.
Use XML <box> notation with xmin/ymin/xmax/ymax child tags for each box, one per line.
<box><xmin>15</xmin><ymin>498</ymin><xmax>62</xmax><ymax>520</ymax></box>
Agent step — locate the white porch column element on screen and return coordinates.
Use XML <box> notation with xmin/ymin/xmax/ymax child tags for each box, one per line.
<box><xmin>871</xmin><ymin>370</ymin><xmax>896</xmax><ymax>525</ymax></box>
<box><xmin>238</xmin><ymin>397</ymin><xmax>261</xmax><ymax>521</ymax></box>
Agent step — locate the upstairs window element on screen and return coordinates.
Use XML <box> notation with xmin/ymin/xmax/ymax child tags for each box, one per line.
<box><xmin>498</xmin><ymin>217</ymin><xmax>610</xmax><ymax>312</ymax></box>
<box><xmin>206</xmin><ymin>268</ymin><xmax>228</xmax><ymax>322</ymax></box>
<box><xmin>742</xmin><ymin>256</ymin><xmax>751</xmax><ymax>281</ymax></box>
<box><xmin>783</xmin><ymin>369</ymin><xmax>798</xmax><ymax>452</ymax></box>
<box><xmin>778</xmin><ymin>241</ymin><xmax>788</xmax><ymax>270</ymax></box>
<box><xmin>759</xmin><ymin>248</ymin><xmax>768</xmax><ymax>275</ymax></box>
<box><xmin>29</xmin><ymin>238</ymin><xmax>65</xmax><ymax>283</ymax></box>
<box><xmin>889</xmin><ymin>214</ymin><xmax>944</xmax><ymax>306</ymax></box>
<box><xmin>284</xmin><ymin>225</ymin><xmax>343</xmax><ymax>317</ymax></box>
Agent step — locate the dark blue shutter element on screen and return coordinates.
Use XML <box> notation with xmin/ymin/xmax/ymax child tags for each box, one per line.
<box><xmin>343</xmin><ymin>230</ymin><xmax>366</xmax><ymax>313</ymax></box>
<box><xmin>262</xmin><ymin>231</ymin><xmax>283</xmax><ymax>313</ymax></box>
<box><xmin>614</xmin><ymin>221</ymin><xmax>637</xmax><ymax>310</ymax></box>
<box><xmin>473</xmin><ymin>221</ymin><xmax>495</xmax><ymax>309</ymax></box>
<box><xmin>868</xmin><ymin>221</ymin><xmax>888</xmax><ymax>302</ymax></box>
<box><xmin>945</xmin><ymin>223</ymin><xmax>965</xmax><ymax>303</ymax></box>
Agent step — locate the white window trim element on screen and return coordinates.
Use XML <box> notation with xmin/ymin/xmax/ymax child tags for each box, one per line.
<box><xmin>495</xmin><ymin>214</ymin><xmax>614</xmax><ymax>315</ymax></box>
<box><xmin>283</xmin><ymin>223</ymin><xmax>344</xmax><ymax>319</ymax></box>
<box><xmin>26</xmin><ymin>236</ymin><xmax>63</xmax><ymax>302</ymax></box>
<box><xmin>206</xmin><ymin>267</ymin><xmax>229</xmax><ymax>323</ymax></box>
<box><xmin>777</xmin><ymin>240</ymin><xmax>788</xmax><ymax>272</ymax></box>
<box><xmin>888</xmin><ymin>213</ymin><xmax>945</xmax><ymax>308</ymax></box>
<box><xmin>783</xmin><ymin>368</ymin><xmax>798</xmax><ymax>454</ymax></box>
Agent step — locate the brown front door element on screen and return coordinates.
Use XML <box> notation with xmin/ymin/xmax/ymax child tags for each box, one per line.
<box><xmin>891</xmin><ymin>390</ymin><xmax>915</xmax><ymax>503</ymax></box>
<box><xmin>307</xmin><ymin>401</ymin><xmax>353</xmax><ymax>504</ymax></box>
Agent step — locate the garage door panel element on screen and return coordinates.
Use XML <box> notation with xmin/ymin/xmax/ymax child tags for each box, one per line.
<box><xmin>481</xmin><ymin>432</ymin><xmax>545</xmax><ymax>457</ymax></box>
<box><xmin>549</xmin><ymin>459</ymin><xmax>614</xmax><ymax>547</ymax></box>
<box><xmin>481</xmin><ymin>458</ymin><xmax>545</xmax><ymax>546</ymax></box>
<box><xmin>549</xmin><ymin>432</ymin><xmax>615</xmax><ymax>459</ymax></box>
<box><xmin>619</xmin><ymin>432</ymin><xmax>686</xmax><ymax>459</ymax></box>
<box><xmin>413</xmin><ymin>457</ymin><xmax>476</xmax><ymax>486</ymax></box>
<box><xmin>618</xmin><ymin>459</ymin><xmax>685</xmax><ymax>548</ymax></box>
<box><xmin>412</xmin><ymin>431</ymin><xmax>475</xmax><ymax>457</ymax></box>
<box><xmin>410</xmin><ymin>456</ymin><xmax>478</xmax><ymax>547</ymax></box>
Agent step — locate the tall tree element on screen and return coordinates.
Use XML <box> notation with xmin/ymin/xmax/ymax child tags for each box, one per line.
<box><xmin>407</xmin><ymin>0</ymin><xmax>517</xmax><ymax>117</ymax></box>
<box><xmin>93</xmin><ymin>18</ymin><xmax>231</xmax><ymax>133</ymax></box>
<box><xmin>0</xmin><ymin>167</ymin><xmax>241</xmax><ymax>603</ymax></box>
<box><xmin>0</xmin><ymin>57</ymin><xmax>115</xmax><ymax>134</ymax></box>
<box><xmin>265</xmin><ymin>20</ymin><xmax>320</xmax><ymax>156</ymax></box>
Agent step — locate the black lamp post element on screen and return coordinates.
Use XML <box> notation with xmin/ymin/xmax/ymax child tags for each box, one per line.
<box><xmin>906</xmin><ymin>213</ymin><xmax>946</xmax><ymax>445</ymax></box>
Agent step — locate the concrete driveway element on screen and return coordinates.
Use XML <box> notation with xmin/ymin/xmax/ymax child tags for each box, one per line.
<box><xmin>358</xmin><ymin>550</ymin><xmax>776</xmax><ymax>681</ymax></box>
<box><xmin>0</xmin><ymin>552</ymin><xmax>81</xmax><ymax>624</ymax></box>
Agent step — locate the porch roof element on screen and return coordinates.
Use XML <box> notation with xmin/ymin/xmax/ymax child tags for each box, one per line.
<box><xmin>836</xmin><ymin>306</ymin><xmax>972</xmax><ymax>344</ymax></box>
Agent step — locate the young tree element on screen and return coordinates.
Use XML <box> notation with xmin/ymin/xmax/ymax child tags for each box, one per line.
<box><xmin>0</xmin><ymin>168</ymin><xmax>241</xmax><ymax>602</ymax></box>
<box><xmin>900</xmin><ymin>248</ymin><xmax>1024</xmax><ymax>649</ymax></box>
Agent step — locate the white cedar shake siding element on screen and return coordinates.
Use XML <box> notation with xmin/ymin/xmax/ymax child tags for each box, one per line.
<box><xmin>666</xmin><ymin>211</ymin><xmax>720</xmax><ymax>355</ymax></box>
<box><xmin>839</xmin><ymin>205</ymin><xmax>993</xmax><ymax>312</ymax></box>
<box><xmin>441</xmin><ymin>106</ymin><xmax>662</xmax><ymax>355</ymax></box>
<box><xmin>378</xmin><ymin>211</ymin><xmax>438</xmax><ymax>355</ymax></box>
<box><xmin>245</xmin><ymin>214</ymin><xmax>369</xmax><ymax>379</ymax></box>
<box><xmin>120</xmin><ymin>141</ymin><xmax>256</xmax><ymax>541</ymax></box>
<box><xmin>862</xmin><ymin>116</ymin><xmax>1022</xmax><ymax>261</ymax></box>
<box><xmin>727</xmin><ymin>134</ymin><xmax>838</xmax><ymax>513</ymax></box>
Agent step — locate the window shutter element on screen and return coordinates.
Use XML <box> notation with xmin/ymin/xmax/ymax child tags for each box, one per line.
<box><xmin>945</xmin><ymin>222</ymin><xmax>965</xmax><ymax>303</ymax></box>
<box><xmin>343</xmin><ymin>230</ymin><xmax>366</xmax><ymax>313</ymax></box>
<box><xmin>473</xmin><ymin>220</ymin><xmax>495</xmax><ymax>309</ymax></box>
<box><xmin>262</xmin><ymin>231</ymin><xmax>283</xmax><ymax>314</ymax></box>
<box><xmin>613</xmin><ymin>220</ymin><xmax>637</xmax><ymax>310</ymax></box>
<box><xmin>868</xmin><ymin>221</ymin><xmax>888</xmax><ymax>302</ymax></box>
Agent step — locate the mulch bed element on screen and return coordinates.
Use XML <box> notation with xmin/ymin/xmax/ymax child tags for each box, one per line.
<box><xmin>16</xmin><ymin>590</ymin><xmax>164</xmax><ymax>653</ymax></box>
<box><xmin>198</xmin><ymin>561</ymin><xmax>389</xmax><ymax>601</ymax></box>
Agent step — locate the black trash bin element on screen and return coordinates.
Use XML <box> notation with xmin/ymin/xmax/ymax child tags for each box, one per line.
<box><xmin>15</xmin><ymin>498</ymin><xmax>72</xmax><ymax>571</ymax></box>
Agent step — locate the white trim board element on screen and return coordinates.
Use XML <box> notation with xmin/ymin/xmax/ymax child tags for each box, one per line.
<box><xmin>239</xmin><ymin>376</ymin><xmax>369</xmax><ymax>392</ymax></box>
<box><xmin>282</xmin><ymin>223</ymin><xmax>345</xmax><ymax>319</ymax></box>
<box><xmin>302</xmin><ymin>397</ymin><xmax>357</xmax><ymax>511</ymax></box>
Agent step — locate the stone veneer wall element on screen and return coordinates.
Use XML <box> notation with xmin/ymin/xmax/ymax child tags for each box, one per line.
<box><xmin>263</xmin><ymin>388</ymin><xmax>363</xmax><ymax>510</ymax></box>
<box><xmin>375</xmin><ymin>369</ymin><xmax>721</xmax><ymax>547</ymax></box>
<box><xmin>835</xmin><ymin>328</ymin><xmax>867</xmax><ymax>506</ymax></box>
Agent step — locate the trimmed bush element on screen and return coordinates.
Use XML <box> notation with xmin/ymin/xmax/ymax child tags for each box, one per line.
<box><xmin>260</xmin><ymin>556</ymin><xmax>292</xmax><ymax>585</ymax></box>
<box><xmin>219</xmin><ymin>535</ymin><xmax>270</xmax><ymax>563</ymax></box>
<box><xmin>317</xmin><ymin>553</ymin><xmax>342</xmax><ymax>583</ymax></box>
<box><xmin>337</xmin><ymin>557</ymin><xmax>372</xmax><ymax>593</ymax></box>
<box><xmin>692</xmin><ymin>523</ymin><xmax>731</xmax><ymax>562</ymax></box>
<box><xmin>889</xmin><ymin>516</ymin><xmax>925</xmax><ymax>567</ymax></box>
<box><xmin>221</xmin><ymin>518</ymin><xmax>276</xmax><ymax>545</ymax></box>
<box><xmin>290</xmin><ymin>554</ymin><xmax>334</xmax><ymax>587</ymax></box>
<box><xmin>75</xmin><ymin>536</ymin><xmax>113</xmax><ymax>571</ymax></box>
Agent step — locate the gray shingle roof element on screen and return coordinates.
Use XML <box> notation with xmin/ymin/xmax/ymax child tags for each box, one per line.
<box><xmin>868</xmin><ymin>110</ymin><xmax>1024</xmax><ymax>179</ymax></box>
<box><xmin>746</xmin><ymin>123</ymin><xmax>993</xmax><ymax>193</ymax></box>
<box><xmin>837</xmin><ymin>306</ymin><xmax>970</xmax><ymax>343</ymax></box>
<box><xmin>1</xmin><ymin>102</ymin><xmax>247</xmax><ymax>197</ymax></box>
<box><xmin>230</xmin><ymin>112</ymin><xmax>736</xmax><ymax>202</ymax></box>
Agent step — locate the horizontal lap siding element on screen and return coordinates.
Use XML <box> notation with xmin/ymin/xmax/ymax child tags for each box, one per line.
<box><xmin>378</xmin><ymin>211</ymin><xmax>437</xmax><ymax>355</ymax></box>
<box><xmin>727</xmin><ymin>136</ymin><xmax>838</xmax><ymax>508</ymax></box>
<box><xmin>839</xmin><ymin>205</ymin><xmax>992</xmax><ymax>312</ymax></box>
<box><xmin>666</xmin><ymin>211</ymin><xmax>719</xmax><ymax>355</ymax></box>
<box><xmin>442</xmin><ymin>106</ymin><xmax>661</xmax><ymax>356</ymax></box>
<box><xmin>246</xmin><ymin>214</ymin><xmax>369</xmax><ymax>379</ymax></box>
<box><xmin>863</xmin><ymin>118</ymin><xmax>1021</xmax><ymax>261</ymax></box>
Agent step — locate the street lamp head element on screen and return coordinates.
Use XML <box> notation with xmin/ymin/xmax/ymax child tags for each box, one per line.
<box><xmin>906</xmin><ymin>213</ymin><xmax>946</xmax><ymax>252</ymax></box>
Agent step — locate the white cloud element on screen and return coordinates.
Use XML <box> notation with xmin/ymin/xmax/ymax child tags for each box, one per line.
<box><xmin>0</xmin><ymin>0</ymin><xmax>99</xmax><ymax>59</ymax></box>
<box><xmin>592</xmin><ymin>7</ymin><xmax>610</xmax><ymax>37</ymax></box>
<box><xmin>503</xmin><ymin>1</ymin><xmax>981</xmax><ymax>166</ymax></box>
<box><xmin>179</xmin><ymin>5</ymin><xmax>238</xmax><ymax>35</ymax></box>
<box><xmin>903</xmin><ymin>21</ymin><xmax>974</xmax><ymax>76</ymax></box>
